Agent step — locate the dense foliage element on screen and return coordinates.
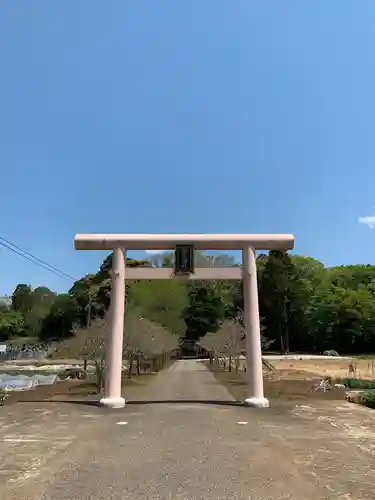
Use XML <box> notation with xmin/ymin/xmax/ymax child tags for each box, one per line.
<box><xmin>2</xmin><ymin>250</ymin><xmax>375</xmax><ymax>354</ymax></box>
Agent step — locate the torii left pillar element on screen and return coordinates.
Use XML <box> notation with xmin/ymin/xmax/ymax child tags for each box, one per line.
<box><xmin>100</xmin><ymin>247</ymin><xmax>126</xmax><ymax>409</ymax></box>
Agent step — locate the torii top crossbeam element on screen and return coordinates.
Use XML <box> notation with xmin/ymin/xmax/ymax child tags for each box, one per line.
<box><xmin>74</xmin><ymin>233</ymin><xmax>295</xmax><ymax>251</ymax></box>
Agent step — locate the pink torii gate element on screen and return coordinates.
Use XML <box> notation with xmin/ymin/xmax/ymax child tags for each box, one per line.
<box><xmin>74</xmin><ymin>233</ymin><xmax>294</xmax><ymax>409</ymax></box>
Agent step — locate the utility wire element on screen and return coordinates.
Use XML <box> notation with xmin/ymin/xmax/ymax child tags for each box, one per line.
<box><xmin>0</xmin><ymin>236</ymin><xmax>77</xmax><ymax>282</ymax></box>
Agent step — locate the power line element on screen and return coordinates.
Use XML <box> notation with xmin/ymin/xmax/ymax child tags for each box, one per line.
<box><xmin>0</xmin><ymin>238</ymin><xmax>75</xmax><ymax>282</ymax></box>
<box><xmin>0</xmin><ymin>236</ymin><xmax>77</xmax><ymax>282</ymax></box>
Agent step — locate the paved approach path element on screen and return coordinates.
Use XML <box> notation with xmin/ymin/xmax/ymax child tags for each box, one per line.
<box><xmin>2</xmin><ymin>360</ymin><xmax>375</xmax><ymax>500</ymax></box>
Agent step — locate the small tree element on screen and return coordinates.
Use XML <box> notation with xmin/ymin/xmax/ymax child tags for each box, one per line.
<box><xmin>124</xmin><ymin>309</ymin><xmax>179</xmax><ymax>377</ymax></box>
<box><xmin>51</xmin><ymin>317</ymin><xmax>109</xmax><ymax>393</ymax></box>
<box><xmin>79</xmin><ymin>318</ymin><xmax>108</xmax><ymax>392</ymax></box>
<box><xmin>199</xmin><ymin>321</ymin><xmax>242</xmax><ymax>372</ymax></box>
<box><xmin>52</xmin><ymin>308</ymin><xmax>180</xmax><ymax>390</ymax></box>
<box><xmin>199</xmin><ymin>319</ymin><xmax>275</xmax><ymax>374</ymax></box>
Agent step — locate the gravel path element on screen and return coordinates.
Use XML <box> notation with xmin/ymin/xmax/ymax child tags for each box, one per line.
<box><xmin>2</xmin><ymin>360</ymin><xmax>375</xmax><ymax>500</ymax></box>
<box><xmin>127</xmin><ymin>358</ymin><xmax>235</xmax><ymax>402</ymax></box>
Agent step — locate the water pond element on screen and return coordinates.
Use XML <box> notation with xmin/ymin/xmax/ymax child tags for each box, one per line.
<box><xmin>0</xmin><ymin>372</ymin><xmax>59</xmax><ymax>392</ymax></box>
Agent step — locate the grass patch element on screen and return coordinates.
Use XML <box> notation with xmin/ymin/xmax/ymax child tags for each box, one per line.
<box><xmin>0</xmin><ymin>389</ymin><xmax>8</xmax><ymax>405</ymax></box>
<box><xmin>334</xmin><ymin>378</ymin><xmax>375</xmax><ymax>390</ymax></box>
<box><xmin>362</xmin><ymin>389</ymin><xmax>375</xmax><ymax>409</ymax></box>
<box><xmin>346</xmin><ymin>388</ymin><xmax>375</xmax><ymax>409</ymax></box>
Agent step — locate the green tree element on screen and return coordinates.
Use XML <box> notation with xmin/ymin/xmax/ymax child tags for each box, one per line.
<box><xmin>329</xmin><ymin>265</ymin><xmax>375</xmax><ymax>290</ymax></box>
<box><xmin>180</xmin><ymin>251</ymin><xmax>240</xmax><ymax>346</ymax></box>
<box><xmin>6</xmin><ymin>246</ymin><xmax>375</xmax><ymax>355</ymax></box>
<box><xmin>259</xmin><ymin>250</ymin><xmax>295</xmax><ymax>352</ymax></box>
<box><xmin>285</xmin><ymin>256</ymin><xmax>327</xmax><ymax>352</ymax></box>
<box><xmin>40</xmin><ymin>294</ymin><xmax>79</xmax><ymax>341</ymax></box>
<box><xmin>127</xmin><ymin>280</ymin><xmax>188</xmax><ymax>335</ymax></box>
<box><xmin>69</xmin><ymin>275</ymin><xmax>106</xmax><ymax>327</ymax></box>
<box><xmin>0</xmin><ymin>310</ymin><xmax>24</xmax><ymax>341</ymax></box>
<box><xmin>182</xmin><ymin>286</ymin><xmax>226</xmax><ymax>342</ymax></box>
<box><xmin>23</xmin><ymin>286</ymin><xmax>56</xmax><ymax>337</ymax></box>
<box><xmin>9</xmin><ymin>284</ymin><xmax>56</xmax><ymax>338</ymax></box>
<box><xmin>96</xmin><ymin>252</ymin><xmax>150</xmax><ymax>280</ymax></box>
<box><xmin>11</xmin><ymin>284</ymin><xmax>33</xmax><ymax>313</ymax></box>
<box><xmin>307</xmin><ymin>285</ymin><xmax>375</xmax><ymax>353</ymax></box>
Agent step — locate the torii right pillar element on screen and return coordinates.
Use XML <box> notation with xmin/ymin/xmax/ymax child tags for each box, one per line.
<box><xmin>242</xmin><ymin>246</ymin><xmax>269</xmax><ymax>408</ymax></box>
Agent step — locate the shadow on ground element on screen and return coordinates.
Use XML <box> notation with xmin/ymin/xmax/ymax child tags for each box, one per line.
<box><xmin>15</xmin><ymin>399</ymin><xmax>245</xmax><ymax>407</ymax></box>
<box><xmin>126</xmin><ymin>399</ymin><xmax>243</xmax><ymax>406</ymax></box>
<box><xmin>15</xmin><ymin>399</ymin><xmax>101</xmax><ymax>407</ymax></box>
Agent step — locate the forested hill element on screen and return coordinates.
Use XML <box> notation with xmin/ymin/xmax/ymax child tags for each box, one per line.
<box><xmin>1</xmin><ymin>250</ymin><xmax>375</xmax><ymax>355</ymax></box>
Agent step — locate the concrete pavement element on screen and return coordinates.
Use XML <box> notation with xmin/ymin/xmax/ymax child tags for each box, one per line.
<box><xmin>1</xmin><ymin>360</ymin><xmax>375</xmax><ymax>499</ymax></box>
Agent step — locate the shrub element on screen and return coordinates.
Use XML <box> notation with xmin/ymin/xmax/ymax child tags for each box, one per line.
<box><xmin>362</xmin><ymin>389</ymin><xmax>375</xmax><ymax>409</ymax></box>
<box><xmin>0</xmin><ymin>389</ymin><xmax>8</xmax><ymax>406</ymax></box>
<box><xmin>94</xmin><ymin>359</ymin><xmax>106</xmax><ymax>393</ymax></box>
<box><xmin>323</xmin><ymin>350</ymin><xmax>339</xmax><ymax>356</ymax></box>
<box><xmin>339</xmin><ymin>378</ymin><xmax>375</xmax><ymax>390</ymax></box>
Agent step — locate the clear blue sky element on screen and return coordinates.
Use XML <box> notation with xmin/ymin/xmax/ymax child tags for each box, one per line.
<box><xmin>1</xmin><ymin>1</ymin><xmax>374</xmax><ymax>296</ymax></box>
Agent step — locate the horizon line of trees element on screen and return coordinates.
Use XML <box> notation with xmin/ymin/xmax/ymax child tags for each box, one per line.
<box><xmin>1</xmin><ymin>250</ymin><xmax>375</xmax><ymax>355</ymax></box>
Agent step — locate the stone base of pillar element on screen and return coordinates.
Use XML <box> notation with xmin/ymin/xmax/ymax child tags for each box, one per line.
<box><xmin>99</xmin><ymin>396</ymin><xmax>126</xmax><ymax>409</ymax></box>
<box><xmin>243</xmin><ymin>397</ymin><xmax>269</xmax><ymax>408</ymax></box>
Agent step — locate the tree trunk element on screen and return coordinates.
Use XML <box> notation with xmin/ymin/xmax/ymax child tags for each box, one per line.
<box><xmin>87</xmin><ymin>294</ymin><xmax>92</xmax><ymax>328</ymax></box>
<box><xmin>128</xmin><ymin>354</ymin><xmax>133</xmax><ymax>379</ymax></box>
<box><xmin>279</xmin><ymin>328</ymin><xmax>285</xmax><ymax>353</ymax></box>
<box><xmin>284</xmin><ymin>329</ymin><xmax>290</xmax><ymax>353</ymax></box>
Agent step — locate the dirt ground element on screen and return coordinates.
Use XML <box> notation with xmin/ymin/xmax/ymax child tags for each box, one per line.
<box><xmin>4</xmin><ymin>372</ymin><xmax>159</xmax><ymax>405</ymax></box>
<box><xmin>208</xmin><ymin>365</ymin><xmax>347</xmax><ymax>402</ymax></box>
<box><xmin>231</xmin><ymin>356</ymin><xmax>375</xmax><ymax>381</ymax></box>
<box><xmin>4</xmin><ymin>358</ymin><xmax>375</xmax><ymax>407</ymax></box>
<box><xmin>207</xmin><ymin>358</ymin><xmax>375</xmax><ymax>403</ymax></box>
<box><xmin>271</xmin><ymin>357</ymin><xmax>375</xmax><ymax>380</ymax></box>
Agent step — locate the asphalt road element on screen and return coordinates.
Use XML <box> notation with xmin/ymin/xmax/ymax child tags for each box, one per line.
<box><xmin>2</xmin><ymin>360</ymin><xmax>375</xmax><ymax>500</ymax></box>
